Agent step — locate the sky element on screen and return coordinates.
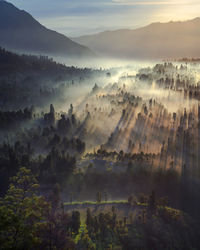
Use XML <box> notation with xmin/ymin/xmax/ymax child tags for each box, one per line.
<box><xmin>8</xmin><ymin>0</ymin><xmax>200</xmax><ymax>37</ymax></box>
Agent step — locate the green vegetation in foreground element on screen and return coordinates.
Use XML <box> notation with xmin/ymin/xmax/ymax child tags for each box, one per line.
<box><xmin>0</xmin><ymin>167</ymin><xmax>199</xmax><ymax>249</ymax></box>
<box><xmin>64</xmin><ymin>200</ymin><xmax>128</xmax><ymax>206</ymax></box>
<box><xmin>64</xmin><ymin>200</ymin><xmax>179</xmax><ymax>215</ymax></box>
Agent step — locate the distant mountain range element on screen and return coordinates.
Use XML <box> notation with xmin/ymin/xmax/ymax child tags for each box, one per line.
<box><xmin>0</xmin><ymin>1</ymin><xmax>94</xmax><ymax>58</ymax></box>
<box><xmin>1</xmin><ymin>0</ymin><xmax>200</xmax><ymax>60</ymax></box>
<box><xmin>73</xmin><ymin>18</ymin><xmax>200</xmax><ymax>59</ymax></box>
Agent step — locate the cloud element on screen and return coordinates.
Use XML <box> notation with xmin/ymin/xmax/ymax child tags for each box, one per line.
<box><xmin>112</xmin><ymin>0</ymin><xmax>172</xmax><ymax>5</ymax></box>
<box><xmin>111</xmin><ymin>0</ymin><xmax>200</xmax><ymax>5</ymax></box>
<box><xmin>8</xmin><ymin>0</ymin><xmax>200</xmax><ymax>36</ymax></box>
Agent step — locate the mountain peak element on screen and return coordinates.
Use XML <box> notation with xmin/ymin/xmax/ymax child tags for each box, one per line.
<box><xmin>74</xmin><ymin>17</ymin><xmax>200</xmax><ymax>59</ymax></box>
<box><xmin>191</xmin><ymin>17</ymin><xmax>200</xmax><ymax>22</ymax></box>
<box><xmin>146</xmin><ymin>18</ymin><xmax>200</xmax><ymax>28</ymax></box>
<box><xmin>0</xmin><ymin>1</ymin><xmax>94</xmax><ymax>58</ymax></box>
<box><xmin>0</xmin><ymin>0</ymin><xmax>41</xmax><ymax>30</ymax></box>
<box><xmin>0</xmin><ymin>0</ymin><xmax>19</xmax><ymax>9</ymax></box>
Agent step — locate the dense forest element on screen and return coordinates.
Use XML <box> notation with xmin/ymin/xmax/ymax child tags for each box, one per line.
<box><xmin>1</xmin><ymin>48</ymin><xmax>200</xmax><ymax>249</ymax></box>
<box><xmin>0</xmin><ymin>47</ymin><xmax>106</xmax><ymax>110</ymax></box>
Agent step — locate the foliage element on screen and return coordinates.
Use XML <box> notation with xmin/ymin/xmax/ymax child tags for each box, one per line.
<box><xmin>0</xmin><ymin>167</ymin><xmax>79</xmax><ymax>250</ymax></box>
<box><xmin>0</xmin><ymin>167</ymin><xmax>49</xmax><ymax>249</ymax></box>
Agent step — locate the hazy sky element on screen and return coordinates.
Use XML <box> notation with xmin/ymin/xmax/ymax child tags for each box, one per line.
<box><xmin>8</xmin><ymin>0</ymin><xmax>200</xmax><ymax>37</ymax></box>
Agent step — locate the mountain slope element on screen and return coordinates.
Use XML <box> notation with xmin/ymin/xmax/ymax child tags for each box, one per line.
<box><xmin>0</xmin><ymin>1</ymin><xmax>94</xmax><ymax>58</ymax></box>
<box><xmin>73</xmin><ymin>18</ymin><xmax>200</xmax><ymax>59</ymax></box>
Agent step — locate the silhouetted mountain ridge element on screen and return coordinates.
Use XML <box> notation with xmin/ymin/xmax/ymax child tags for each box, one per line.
<box><xmin>73</xmin><ymin>18</ymin><xmax>200</xmax><ymax>59</ymax></box>
<box><xmin>0</xmin><ymin>1</ymin><xmax>94</xmax><ymax>58</ymax></box>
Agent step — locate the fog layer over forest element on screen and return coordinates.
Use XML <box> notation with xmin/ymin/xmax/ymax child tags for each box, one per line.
<box><xmin>1</xmin><ymin>47</ymin><xmax>200</xmax><ymax>249</ymax></box>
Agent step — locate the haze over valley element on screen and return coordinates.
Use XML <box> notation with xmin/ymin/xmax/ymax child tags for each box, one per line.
<box><xmin>1</xmin><ymin>1</ymin><xmax>200</xmax><ymax>249</ymax></box>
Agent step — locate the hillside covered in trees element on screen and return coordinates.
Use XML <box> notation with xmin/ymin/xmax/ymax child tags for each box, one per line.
<box><xmin>1</xmin><ymin>47</ymin><xmax>200</xmax><ymax>249</ymax></box>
